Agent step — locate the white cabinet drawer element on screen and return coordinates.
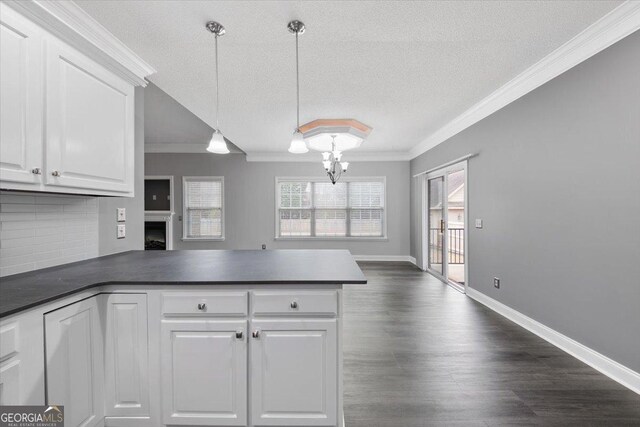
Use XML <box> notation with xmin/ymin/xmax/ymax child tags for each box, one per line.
<box><xmin>163</xmin><ymin>292</ymin><xmax>248</xmax><ymax>316</ymax></box>
<box><xmin>251</xmin><ymin>291</ymin><xmax>338</xmax><ymax>317</ymax></box>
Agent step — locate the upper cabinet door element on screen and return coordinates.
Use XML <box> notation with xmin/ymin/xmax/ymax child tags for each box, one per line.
<box><xmin>250</xmin><ymin>319</ymin><xmax>337</xmax><ymax>426</ymax></box>
<box><xmin>161</xmin><ymin>320</ymin><xmax>248</xmax><ymax>426</ymax></box>
<box><xmin>0</xmin><ymin>5</ymin><xmax>43</xmax><ymax>185</ymax></box>
<box><xmin>45</xmin><ymin>296</ymin><xmax>105</xmax><ymax>427</ymax></box>
<box><xmin>44</xmin><ymin>40</ymin><xmax>135</xmax><ymax>194</ymax></box>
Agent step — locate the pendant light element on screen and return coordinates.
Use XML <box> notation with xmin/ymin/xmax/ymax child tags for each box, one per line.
<box><xmin>206</xmin><ymin>21</ymin><xmax>230</xmax><ymax>154</ymax></box>
<box><xmin>288</xmin><ymin>20</ymin><xmax>308</xmax><ymax>154</ymax></box>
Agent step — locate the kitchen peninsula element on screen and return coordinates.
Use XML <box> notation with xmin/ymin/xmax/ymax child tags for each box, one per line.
<box><xmin>0</xmin><ymin>249</ymin><xmax>366</xmax><ymax>427</ymax></box>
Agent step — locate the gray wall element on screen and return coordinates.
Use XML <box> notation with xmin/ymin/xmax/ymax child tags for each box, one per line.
<box><xmin>410</xmin><ymin>32</ymin><xmax>640</xmax><ymax>371</ymax></box>
<box><xmin>144</xmin><ymin>82</ymin><xmax>242</xmax><ymax>152</ymax></box>
<box><xmin>145</xmin><ymin>154</ymin><xmax>410</xmax><ymax>257</ymax></box>
<box><xmin>98</xmin><ymin>87</ymin><xmax>145</xmax><ymax>255</ymax></box>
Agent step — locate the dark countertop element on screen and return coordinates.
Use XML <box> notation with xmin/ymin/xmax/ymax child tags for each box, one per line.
<box><xmin>0</xmin><ymin>250</ymin><xmax>367</xmax><ymax>318</ymax></box>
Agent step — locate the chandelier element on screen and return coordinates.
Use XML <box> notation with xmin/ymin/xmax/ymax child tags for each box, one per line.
<box><xmin>322</xmin><ymin>136</ymin><xmax>349</xmax><ymax>185</ymax></box>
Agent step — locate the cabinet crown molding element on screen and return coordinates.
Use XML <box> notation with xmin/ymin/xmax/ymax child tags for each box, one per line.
<box><xmin>3</xmin><ymin>0</ymin><xmax>155</xmax><ymax>87</ymax></box>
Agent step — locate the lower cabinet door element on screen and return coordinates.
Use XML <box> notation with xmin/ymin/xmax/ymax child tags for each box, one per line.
<box><xmin>45</xmin><ymin>297</ymin><xmax>105</xmax><ymax>427</ymax></box>
<box><xmin>104</xmin><ymin>294</ymin><xmax>150</xmax><ymax>420</ymax></box>
<box><xmin>0</xmin><ymin>359</ymin><xmax>20</xmax><ymax>405</ymax></box>
<box><xmin>161</xmin><ymin>320</ymin><xmax>247</xmax><ymax>426</ymax></box>
<box><xmin>250</xmin><ymin>319</ymin><xmax>337</xmax><ymax>426</ymax></box>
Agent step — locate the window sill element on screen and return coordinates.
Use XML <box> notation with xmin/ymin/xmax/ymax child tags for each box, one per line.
<box><xmin>274</xmin><ymin>237</ymin><xmax>388</xmax><ymax>242</ymax></box>
<box><xmin>182</xmin><ymin>237</ymin><xmax>225</xmax><ymax>241</ymax></box>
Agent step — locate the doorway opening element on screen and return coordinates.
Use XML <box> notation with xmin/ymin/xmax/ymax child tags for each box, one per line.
<box><xmin>423</xmin><ymin>161</ymin><xmax>467</xmax><ymax>292</ymax></box>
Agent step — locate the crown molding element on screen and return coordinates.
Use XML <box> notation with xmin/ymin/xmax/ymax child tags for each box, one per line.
<box><xmin>145</xmin><ymin>144</ymin><xmax>409</xmax><ymax>161</ymax></box>
<box><xmin>145</xmin><ymin>143</ymin><xmax>244</xmax><ymax>154</ymax></box>
<box><xmin>3</xmin><ymin>0</ymin><xmax>156</xmax><ymax>87</ymax></box>
<box><xmin>409</xmin><ymin>1</ymin><xmax>640</xmax><ymax>160</ymax></box>
<box><xmin>245</xmin><ymin>151</ymin><xmax>412</xmax><ymax>162</ymax></box>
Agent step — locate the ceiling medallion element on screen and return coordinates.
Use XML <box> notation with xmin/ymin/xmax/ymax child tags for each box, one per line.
<box><xmin>300</xmin><ymin>119</ymin><xmax>372</xmax><ymax>184</ymax></box>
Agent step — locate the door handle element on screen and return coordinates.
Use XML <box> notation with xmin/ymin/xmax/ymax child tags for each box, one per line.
<box><xmin>440</xmin><ymin>219</ymin><xmax>445</xmax><ymax>233</ymax></box>
<box><xmin>252</xmin><ymin>330</ymin><xmax>261</xmax><ymax>339</ymax></box>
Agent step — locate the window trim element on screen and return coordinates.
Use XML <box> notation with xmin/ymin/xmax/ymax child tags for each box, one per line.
<box><xmin>274</xmin><ymin>176</ymin><xmax>387</xmax><ymax>240</ymax></box>
<box><xmin>182</xmin><ymin>176</ymin><xmax>225</xmax><ymax>241</ymax></box>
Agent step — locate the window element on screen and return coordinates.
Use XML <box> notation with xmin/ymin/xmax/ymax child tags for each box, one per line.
<box><xmin>276</xmin><ymin>178</ymin><xmax>385</xmax><ymax>238</ymax></box>
<box><xmin>182</xmin><ymin>177</ymin><xmax>224</xmax><ymax>240</ymax></box>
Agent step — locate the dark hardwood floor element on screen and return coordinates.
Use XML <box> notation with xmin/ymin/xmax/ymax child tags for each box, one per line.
<box><xmin>343</xmin><ymin>262</ymin><xmax>640</xmax><ymax>426</ymax></box>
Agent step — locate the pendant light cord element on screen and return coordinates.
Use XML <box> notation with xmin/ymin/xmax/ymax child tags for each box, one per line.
<box><xmin>296</xmin><ymin>31</ymin><xmax>300</xmax><ymax>131</ymax></box>
<box><xmin>215</xmin><ymin>34</ymin><xmax>220</xmax><ymax>131</ymax></box>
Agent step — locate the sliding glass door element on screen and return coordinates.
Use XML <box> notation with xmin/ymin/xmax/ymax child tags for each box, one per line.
<box><xmin>424</xmin><ymin>162</ymin><xmax>467</xmax><ymax>291</ymax></box>
<box><xmin>427</xmin><ymin>177</ymin><xmax>445</xmax><ymax>278</ymax></box>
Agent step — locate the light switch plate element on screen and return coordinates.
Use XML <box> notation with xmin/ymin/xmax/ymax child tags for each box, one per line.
<box><xmin>117</xmin><ymin>208</ymin><xmax>126</xmax><ymax>222</ymax></box>
<box><xmin>117</xmin><ymin>224</ymin><xmax>126</xmax><ymax>239</ymax></box>
<box><xmin>475</xmin><ymin>219</ymin><xmax>483</xmax><ymax>229</ymax></box>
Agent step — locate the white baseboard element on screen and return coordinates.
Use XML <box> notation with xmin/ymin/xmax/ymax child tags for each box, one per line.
<box><xmin>466</xmin><ymin>288</ymin><xmax>640</xmax><ymax>395</ymax></box>
<box><xmin>352</xmin><ymin>255</ymin><xmax>416</xmax><ymax>264</ymax></box>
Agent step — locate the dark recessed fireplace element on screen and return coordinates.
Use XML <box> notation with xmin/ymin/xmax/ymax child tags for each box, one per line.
<box><xmin>145</xmin><ymin>221</ymin><xmax>167</xmax><ymax>250</ymax></box>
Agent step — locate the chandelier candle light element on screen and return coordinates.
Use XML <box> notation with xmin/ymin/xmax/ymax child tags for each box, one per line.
<box><xmin>206</xmin><ymin>21</ymin><xmax>230</xmax><ymax>154</ymax></box>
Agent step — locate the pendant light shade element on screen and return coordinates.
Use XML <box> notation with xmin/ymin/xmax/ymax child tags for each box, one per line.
<box><xmin>288</xmin><ymin>130</ymin><xmax>308</xmax><ymax>154</ymax></box>
<box><xmin>206</xmin><ymin>21</ymin><xmax>229</xmax><ymax>155</ymax></box>
<box><xmin>287</xmin><ymin>20</ymin><xmax>307</xmax><ymax>154</ymax></box>
<box><xmin>207</xmin><ymin>131</ymin><xmax>230</xmax><ymax>154</ymax></box>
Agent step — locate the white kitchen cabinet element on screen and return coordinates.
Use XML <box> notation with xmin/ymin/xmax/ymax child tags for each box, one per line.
<box><xmin>104</xmin><ymin>294</ymin><xmax>150</xmax><ymax>422</ymax></box>
<box><xmin>0</xmin><ymin>1</ymin><xmax>153</xmax><ymax>197</ymax></box>
<box><xmin>0</xmin><ymin>310</ymin><xmax>45</xmax><ymax>406</ymax></box>
<box><xmin>0</xmin><ymin>4</ymin><xmax>43</xmax><ymax>185</ymax></box>
<box><xmin>44</xmin><ymin>40</ymin><xmax>135</xmax><ymax>194</ymax></box>
<box><xmin>161</xmin><ymin>319</ymin><xmax>248</xmax><ymax>426</ymax></box>
<box><xmin>45</xmin><ymin>296</ymin><xmax>105</xmax><ymax>427</ymax></box>
<box><xmin>0</xmin><ymin>321</ymin><xmax>20</xmax><ymax>404</ymax></box>
<box><xmin>250</xmin><ymin>319</ymin><xmax>338</xmax><ymax>427</ymax></box>
<box><xmin>0</xmin><ymin>360</ymin><xmax>21</xmax><ymax>405</ymax></box>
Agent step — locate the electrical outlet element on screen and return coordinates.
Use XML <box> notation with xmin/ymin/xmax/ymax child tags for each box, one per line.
<box><xmin>117</xmin><ymin>224</ymin><xmax>126</xmax><ymax>239</ymax></box>
<box><xmin>494</xmin><ymin>277</ymin><xmax>500</xmax><ymax>289</ymax></box>
<box><xmin>261</xmin><ymin>244</ymin><xmax>267</xmax><ymax>250</ymax></box>
<box><xmin>475</xmin><ymin>219</ymin><xmax>483</xmax><ymax>229</ymax></box>
<box><xmin>117</xmin><ymin>208</ymin><xmax>126</xmax><ymax>222</ymax></box>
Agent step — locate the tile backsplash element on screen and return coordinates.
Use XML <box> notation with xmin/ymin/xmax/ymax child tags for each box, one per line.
<box><xmin>0</xmin><ymin>191</ymin><xmax>99</xmax><ymax>277</ymax></box>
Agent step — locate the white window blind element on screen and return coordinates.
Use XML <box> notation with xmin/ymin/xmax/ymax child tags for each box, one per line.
<box><xmin>277</xmin><ymin>178</ymin><xmax>385</xmax><ymax>238</ymax></box>
<box><xmin>183</xmin><ymin>177</ymin><xmax>224</xmax><ymax>239</ymax></box>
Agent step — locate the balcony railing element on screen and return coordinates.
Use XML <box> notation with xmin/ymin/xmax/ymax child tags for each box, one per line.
<box><xmin>429</xmin><ymin>228</ymin><xmax>464</xmax><ymax>264</ymax></box>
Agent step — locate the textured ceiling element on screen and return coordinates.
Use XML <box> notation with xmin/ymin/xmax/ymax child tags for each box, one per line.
<box><xmin>76</xmin><ymin>0</ymin><xmax>621</xmax><ymax>155</ymax></box>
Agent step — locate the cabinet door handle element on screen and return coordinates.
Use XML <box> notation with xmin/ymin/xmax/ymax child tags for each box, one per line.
<box><xmin>252</xmin><ymin>330</ymin><xmax>260</xmax><ymax>339</ymax></box>
<box><xmin>51</xmin><ymin>170</ymin><xmax>61</xmax><ymax>177</ymax></box>
<box><xmin>236</xmin><ymin>330</ymin><xmax>243</xmax><ymax>340</ymax></box>
<box><xmin>31</xmin><ymin>168</ymin><xmax>42</xmax><ymax>175</ymax></box>
<box><xmin>290</xmin><ymin>301</ymin><xmax>299</xmax><ymax>309</ymax></box>
<box><xmin>197</xmin><ymin>303</ymin><xmax>207</xmax><ymax>310</ymax></box>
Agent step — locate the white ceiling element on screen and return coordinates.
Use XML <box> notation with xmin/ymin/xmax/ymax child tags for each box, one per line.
<box><xmin>76</xmin><ymin>0</ymin><xmax>622</xmax><ymax>157</ymax></box>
